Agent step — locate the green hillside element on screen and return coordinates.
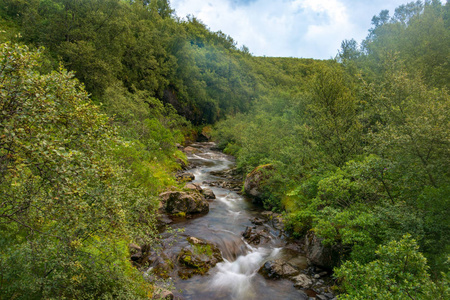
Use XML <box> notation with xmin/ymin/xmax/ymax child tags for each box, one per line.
<box><xmin>0</xmin><ymin>0</ymin><xmax>448</xmax><ymax>298</ymax></box>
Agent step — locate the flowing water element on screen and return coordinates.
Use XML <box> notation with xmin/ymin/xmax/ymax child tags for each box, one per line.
<box><xmin>169</xmin><ymin>142</ymin><xmax>309</xmax><ymax>300</ymax></box>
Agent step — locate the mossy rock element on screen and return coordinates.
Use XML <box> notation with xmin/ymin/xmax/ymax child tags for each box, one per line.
<box><xmin>147</xmin><ymin>251</ymin><xmax>175</xmax><ymax>279</ymax></box>
<box><xmin>152</xmin><ymin>257</ymin><xmax>175</xmax><ymax>279</ymax></box>
<box><xmin>244</xmin><ymin>164</ymin><xmax>276</xmax><ymax>199</ymax></box>
<box><xmin>159</xmin><ymin>191</ymin><xmax>209</xmax><ymax>216</ymax></box>
<box><xmin>177</xmin><ymin>237</ymin><xmax>223</xmax><ymax>278</ymax></box>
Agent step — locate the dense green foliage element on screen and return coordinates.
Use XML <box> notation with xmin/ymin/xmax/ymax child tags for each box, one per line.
<box><xmin>0</xmin><ymin>0</ymin><xmax>259</xmax><ymax>297</ymax></box>
<box><xmin>0</xmin><ymin>0</ymin><xmax>257</xmax><ymax>124</ymax></box>
<box><xmin>0</xmin><ymin>42</ymin><xmax>160</xmax><ymax>298</ymax></box>
<box><xmin>335</xmin><ymin>235</ymin><xmax>449</xmax><ymax>299</ymax></box>
<box><xmin>214</xmin><ymin>0</ymin><xmax>450</xmax><ymax>297</ymax></box>
<box><xmin>1</xmin><ymin>0</ymin><xmax>449</xmax><ymax>298</ymax></box>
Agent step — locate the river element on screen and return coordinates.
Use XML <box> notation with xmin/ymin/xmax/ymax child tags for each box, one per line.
<box><xmin>167</xmin><ymin>142</ymin><xmax>310</xmax><ymax>300</ymax></box>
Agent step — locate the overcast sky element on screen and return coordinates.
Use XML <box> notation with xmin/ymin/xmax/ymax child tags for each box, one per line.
<box><xmin>171</xmin><ymin>0</ymin><xmax>411</xmax><ymax>59</ymax></box>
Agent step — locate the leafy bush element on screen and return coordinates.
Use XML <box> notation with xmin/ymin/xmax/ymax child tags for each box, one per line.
<box><xmin>335</xmin><ymin>235</ymin><xmax>449</xmax><ymax>300</ymax></box>
<box><xmin>0</xmin><ymin>42</ymin><xmax>155</xmax><ymax>298</ymax></box>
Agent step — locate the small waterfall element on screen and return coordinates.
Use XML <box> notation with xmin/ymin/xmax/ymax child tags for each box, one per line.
<box><xmin>209</xmin><ymin>248</ymin><xmax>281</xmax><ymax>299</ymax></box>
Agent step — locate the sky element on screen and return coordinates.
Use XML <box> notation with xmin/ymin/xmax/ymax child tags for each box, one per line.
<box><xmin>170</xmin><ymin>0</ymin><xmax>411</xmax><ymax>59</ymax></box>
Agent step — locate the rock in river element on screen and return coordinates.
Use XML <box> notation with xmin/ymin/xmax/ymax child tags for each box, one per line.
<box><xmin>259</xmin><ymin>259</ymin><xmax>300</xmax><ymax>279</ymax></box>
<box><xmin>185</xmin><ymin>183</ymin><xmax>216</xmax><ymax>200</ymax></box>
<box><xmin>242</xmin><ymin>226</ymin><xmax>272</xmax><ymax>245</ymax></box>
<box><xmin>201</xmin><ymin>187</ymin><xmax>216</xmax><ymax>200</ymax></box>
<box><xmin>184</xmin><ymin>182</ymin><xmax>203</xmax><ymax>192</ymax></box>
<box><xmin>177</xmin><ymin>237</ymin><xmax>223</xmax><ymax>279</ymax></box>
<box><xmin>159</xmin><ymin>191</ymin><xmax>209</xmax><ymax>215</ymax></box>
<box><xmin>292</xmin><ymin>274</ymin><xmax>314</xmax><ymax>289</ymax></box>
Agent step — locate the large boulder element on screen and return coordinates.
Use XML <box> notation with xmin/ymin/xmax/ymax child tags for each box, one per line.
<box><xmin>177</xmin><ymin>237</ymin><xmax>223</xmax><ymax>279</ymax></box>
<box><xmin>244</xmin><ymin>164</ymin><xmax>275</xmax><ymax>199</ymax></box>
<box><xmin>304</xmin><ymin>232</ymin><xmax>339</xmax><ymax>269</ymax></box>
<box><xmin>185</xmin><ymin>183</ymin><xmax>216</xmax><ymax>200</ymax></box>
<box><xmin>259</xmin><ymin>259</ymin><xmax>300</xmax><ymax>279</ymax></box>
<box><xmin>159</xmin><ymin>191</ymin><xmax>209</xmax><ymax>215</ymax></box>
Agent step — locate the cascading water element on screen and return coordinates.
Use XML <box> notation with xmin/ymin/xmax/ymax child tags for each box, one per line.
<box><xmin>169</xmin><ymin>143</ymin><xmax>309</xmax><ymax>300</ymax></box>
<box><xmin>210</xmin><ymin>247</ymin><xmax>281</xmax><ymax>298</ymax></box>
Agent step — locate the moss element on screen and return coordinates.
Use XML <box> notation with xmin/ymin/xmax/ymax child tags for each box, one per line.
<box><xmin>178</xmin><ymin>270</ymin><xmax>191</xmax><ymax>280</ymax></box>
<box><xmin>173</xmin><ymin>211</ymin><xmax>186</xmax><ymax>218</ymax></box>
<box><xmin>247</xmin><ymin>163</ymin><xmax>274</xmax><ymax>177</ymax></box>
<box><xmin>193</xmin><ymin>244</ymin><xmax>213</xmax><ymax>257</ymax></box>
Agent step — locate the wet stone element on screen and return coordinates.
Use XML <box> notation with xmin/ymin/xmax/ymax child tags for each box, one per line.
<box><xmin>184</xmin><ymin>182</ymin><xmax>202</xmax><ymax>192</ymax></box>
<box><xmin>292</xmin><ymin>274</ymin><xmax>314</xmax><ymax>289</ymax></box>
<box><xmin>242</xmin><ymin>226</ymin><xmax>253</xmax><ymax>239</ymax></box>
<box><xmin>156</xmin><ymin>213</ymin><xmax>173</xmax><ymax>225</ymax></box>
<box><xmin>201</xmin><ymin>188</ymin><xmax>216</xmax><ymax>200</ymax></box>
<box><xmin>241</xmin><ymin>226</ymin><xmax>271</xmax><ymax>245</ymax></box>
<box><xmin>250</xmin><ymin>217</ymin><xmax>264</xmax><ymax>225</ymax></box>
<box><xmin>259</xmin><ymin>259</ymin><xmax>300</xmax><ymax>279</ymax></box>
<box><xmin>177</xmin><ymin>237</ymin><xmax>223</xmax><ymax>279</ymax></box>
<box><xmin>176</xmin><ymin>172</ymin><xmax>195</xmax><ymax>182</ymax></box>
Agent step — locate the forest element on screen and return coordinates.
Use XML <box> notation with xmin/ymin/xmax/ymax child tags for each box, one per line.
<box><xmin>0</xmin><ymin>0</ymin><xmax>448</xmax><ymax>299</ymax></box>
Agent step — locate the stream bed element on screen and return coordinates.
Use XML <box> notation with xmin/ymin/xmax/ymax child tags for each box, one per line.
<box><xmin>154</xmin><ymin>142</ymin><xmax>332</xmax><ymax>300</ymax></box>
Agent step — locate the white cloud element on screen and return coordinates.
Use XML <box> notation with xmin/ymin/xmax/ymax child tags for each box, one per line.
<box><xmin>170</xmin><ymin>0</ymin><xmax>410</xmax><ymax>59</ymax></box>
<box><xmin>291</xmin><ymin>0</ymin><xmax>354</xmax><ymax>58</ymax></box>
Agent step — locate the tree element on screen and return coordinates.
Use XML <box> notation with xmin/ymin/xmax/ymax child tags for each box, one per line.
<box><xmin>393</xmin><ymin>0</ymin><xmax>423</xmax><ymax>25</ymax></box>
<box><xmin>370</xmin><ymin>63</ymin><xmax>450</xmax><ymax>190</ymax></box>
<box><xmin>307</xmin><ymin>63</ymin><xmax>363</xmax><ymax>167</ymax></box>
<box><xmin>337</xmin><ymin>39</ymin><xmax>360</xmax><ymax>62</ymax></box>
<box><xmin>149</xmin><ymin>0</ymin><xmax>173</xmax><ymax>18</ymax></box>
<box><xmin>335</xmin><ymin>234</ymin><xmax>448</xmax><ymax>300</ymax></box>
<box><xmin>362</xmin><ymin>1</ymin><xmax>449</xmax><ymax>88</ymax></box>
<box><xmin>0</xmin><ymin>42</ymin><xmax>155</xmax><ymax>298</ymax></box>
<box><xmin>370</xmin><ymin>9</ymin><xmax>390</xmax><ymax>29</ymax></box>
